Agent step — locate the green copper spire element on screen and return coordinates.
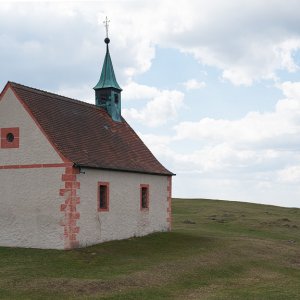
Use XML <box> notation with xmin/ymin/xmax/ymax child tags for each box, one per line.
<box><xmin>94</xmin><ymin>17</ymin><xmax>122</xmax><ymax>122</ymax></box>
<box><xmin>93</xmin><ymin>42</ymin><xmax>122</xmax><ymax>91</ymax></box>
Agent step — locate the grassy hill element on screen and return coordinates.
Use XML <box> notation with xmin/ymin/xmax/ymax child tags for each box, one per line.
<box><xmin>0</xmin><ymin>198</ymin><xmax>299</xmax><ymax>299</ymax></box>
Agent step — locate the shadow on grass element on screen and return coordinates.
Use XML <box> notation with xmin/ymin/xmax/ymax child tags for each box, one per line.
<box><xmin>76</xmin><ymin>231</ymin><xmax>214</xmax><ymax>255</ymax></box>
<box><xmin>0</xmin><ymin>231</ymin><xmax>216</xmax><ymax>280</ymax></box>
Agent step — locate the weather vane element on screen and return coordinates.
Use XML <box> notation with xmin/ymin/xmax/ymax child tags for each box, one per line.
<box><xmin>103</xmin><ymin>16</ymin><xmax>110</xmax><ymax>39</ymax></box>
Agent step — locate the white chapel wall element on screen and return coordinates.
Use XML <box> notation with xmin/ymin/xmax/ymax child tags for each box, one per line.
<box><xmin>0</xmin><ymin>167</ymin><xmax>65</xmax><ymax>249</ymax></box>
<box><xmin>0</xmin><ymin>87</ymin><xmax>63</xmax><ymax>165</ymax></box>
<box><xmin>77</xmin><ymin>169</ymin><xmax>169</xmax><ymax>247</ymax></box>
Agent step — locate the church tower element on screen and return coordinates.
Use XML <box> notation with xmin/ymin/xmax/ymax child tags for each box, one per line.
<box><xmin>94</xmin><ymin>18</ymin><xmax>122</xmax><ymax>122</ymax></box>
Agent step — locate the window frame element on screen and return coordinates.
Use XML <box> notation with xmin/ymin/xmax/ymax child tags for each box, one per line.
<box><xmin>97</xmin><ymin>182</ymin><xmax>109</xmax><ymax>212</ymax></box>
<box><xmin>140</xmin><ymin>184</ymin><xmax>149</xmax><ymax>211</ymax></box>
<box><xmin>1</xmin><ymin>127</ymin><xmax>20</xmax><ymax>149</ymax></box>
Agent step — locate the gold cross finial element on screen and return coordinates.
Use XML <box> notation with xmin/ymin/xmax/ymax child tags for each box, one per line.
<box><xmin>103</xmin><ymin>16</ymin><xmax>110</xmax><ymax>38</ymax></box>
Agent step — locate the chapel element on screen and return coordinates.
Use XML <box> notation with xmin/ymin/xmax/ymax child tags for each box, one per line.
<box><xmin>0</xmin><ymin>34</ymin><xmax>173</xmax><ymax>249</ymax></box>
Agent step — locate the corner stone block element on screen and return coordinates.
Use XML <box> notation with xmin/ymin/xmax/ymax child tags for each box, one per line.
<box><xmin>62</xmin><ymin>174</ymin><xmax>76</xmax><ymax>181</ymax></box>
<box><xmin>60</xmin><ymin>204</ymin><xmax>67</xmax><ymax>211</ymax></box>
<box><xmin>65</xmin><ymin>167</ymin><xmax>80</xmax><ymax>175</ymax></box>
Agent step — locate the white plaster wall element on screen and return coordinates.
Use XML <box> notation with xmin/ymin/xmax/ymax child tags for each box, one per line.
<box><xmin>0</xmin><ymin>87</ymin><xmax>63</xmax><ymax>165</ymax></box>
<box><xmin>0</xmin><ymin>167</ymin><xmax>65</xmax><ymax>249</ymax></box>
<box><xmin>77</xmin><ymin>169</ymin><xmax>169</xmax><ymax>246</ymax></box>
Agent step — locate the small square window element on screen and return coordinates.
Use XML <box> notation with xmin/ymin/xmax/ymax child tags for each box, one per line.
<box><xmin>98</xmin><ymin>182</ymin><xmax>109</xmax><ymax>212</ymax></box>
<box><xmin>1</xmin><ymin>127</ymin><xmax>19</xmax><ymax>149</ymax></box>
<box><xmin>114</xmin><ymin>94</ymin><xmax>119</xmax><ymax>104</ymax></box>
<box><xmin>140</xmin><ymin>184</ymin><xmax>149</xmax><ymax>210</ymax></box>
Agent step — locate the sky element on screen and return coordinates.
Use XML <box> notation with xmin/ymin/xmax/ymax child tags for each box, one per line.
<box><xmin>1</xmin><ymin>0</ymin><xmax>300</xmax><ymax>207</ymax></box>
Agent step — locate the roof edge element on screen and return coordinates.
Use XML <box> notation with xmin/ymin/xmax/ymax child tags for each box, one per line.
<box><xmin>7</xmin><ymin>81</ymin><xmax>101</xmax><ymax>111</ymax></box>
<box><xmin>0</xmin><ymin>81</ymin><xmax>11</xmax><ymax>102</ymax></box>
<box><xmin>74</xmin><ymin>163</ymin><xmax>175</xmax><ymax>177</ymax></box>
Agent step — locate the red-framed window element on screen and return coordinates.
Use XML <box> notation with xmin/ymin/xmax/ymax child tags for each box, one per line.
<box><xmin>140</xmin><ymin>184</ymin><xmax>149</xmax><ymax>211</ymax></box>
<box><xmin>98</xmin><ymin>182</ymin><xmax>109</xmax><ymax>212</ymax></box>
<box><xmin>1</xmin><ymin>127</ymin><xmax>19</xmax><ymax>149</ymax></box>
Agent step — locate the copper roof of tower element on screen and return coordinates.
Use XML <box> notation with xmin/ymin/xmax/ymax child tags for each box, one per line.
<box><xmin>93</xmin><ymin>40</ymin><xmax>122</xmax><ymax>91</ymax></box>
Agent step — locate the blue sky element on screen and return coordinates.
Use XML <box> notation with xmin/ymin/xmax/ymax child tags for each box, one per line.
<box><xmin>1</xmin><ymin>1</ymin><xmax>300</xmax><ymax>207</ymax></box>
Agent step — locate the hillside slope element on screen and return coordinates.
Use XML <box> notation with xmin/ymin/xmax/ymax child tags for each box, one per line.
<box><xmin>0</xmin><ymin>199</ymin><xmax>299</xmax><ymax>299</ymax></box>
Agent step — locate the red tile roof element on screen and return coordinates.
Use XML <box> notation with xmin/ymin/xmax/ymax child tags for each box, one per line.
<box><xmin>7</xmin><ymin>82</ymin><xmax>173</xmax><ymax>176</ymax></box>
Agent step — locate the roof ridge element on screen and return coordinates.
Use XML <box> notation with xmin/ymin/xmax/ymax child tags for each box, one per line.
<box><xmin>8</xmin><ymin>81</ymin><xmax>99</xmax><ymax>110</ymax></box>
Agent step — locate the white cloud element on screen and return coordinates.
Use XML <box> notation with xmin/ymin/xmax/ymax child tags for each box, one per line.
<box><xmin>174</xmin><ymin>82</ymin><xmax>300</xmax><ymax>145</ymax></box>
<box><xmin>280</xmin><ymin>81</ymin><xmax>300</xmax><ymax>99</ymax></box>
<box><xmin>122</xmin><ymin>82</ymin><xmax>184</xmax><ymax>127</ymax></box>
<box><xmin>138</xmin><ymin>133</ymin><xmax>172</xmax><ymax>147</ymax></box>
<box><xmin>55</xmin><ymin>84</ymin><xmax>94</xmax><ymax>104</ymax></box>
<box><xmin>2</xmin><ymin>1</ymin><xmax>300</xmax><ymax>88</ymax></box>
<box><xmin>122</xmin><ymin>82</ymin><xmax>159</xmax><ymax>101</ymax></box>
<box><xmin>278</xmin><ymin>165</ymin><xmax>300</xmax><ymax>183</ymax></box>
<box><xmin>183</xmin><ymin>79</ymin><xmax>206</xmax><ymax>90</ymax></box>
<box><xmin>208</xmin><ymin>40</ymin><xmax>296</xmax><ymax>86</ymax></box>
<box><xmin>157</xmin><ymin>0</ymin><xmax>300</xmax><ymax>85</ymax></box>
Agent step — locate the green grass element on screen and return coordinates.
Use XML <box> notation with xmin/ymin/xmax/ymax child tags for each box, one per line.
<box><xmin>0</xmin><ymin>198</ymin><xmax>300</xmax><ymax>299</ymax></box>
